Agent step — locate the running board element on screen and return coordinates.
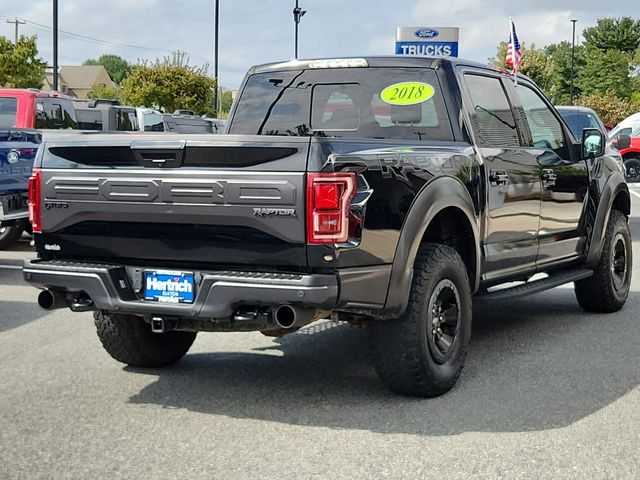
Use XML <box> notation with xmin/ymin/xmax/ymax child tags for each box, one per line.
<box><xmin>476</xmin><ymin>269</ymin><xmax>593</xmax><ymax>301</ymax></box>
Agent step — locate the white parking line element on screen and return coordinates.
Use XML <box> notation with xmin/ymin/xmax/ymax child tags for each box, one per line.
<box><xmin>630</xmin><ymin>189</ymin><xmax>640</xmax><ymax>200</ymax></box>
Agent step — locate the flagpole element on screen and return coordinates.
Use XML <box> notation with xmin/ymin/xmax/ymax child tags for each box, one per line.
<box><xmin>508</xmin><ymin>17</ymin><xmax>518</xmax><ymax>86</ymax></box>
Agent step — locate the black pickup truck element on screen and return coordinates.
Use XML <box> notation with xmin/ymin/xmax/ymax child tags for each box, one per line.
<box><xmin>23</xmin><ymin>57</ymin><xmax>632</xmax><ymax>397</ymax></box>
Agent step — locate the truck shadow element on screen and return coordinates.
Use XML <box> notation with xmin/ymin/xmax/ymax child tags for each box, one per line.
<box><xmin>128</xmin><ymin>288</ymin><xmax>640</xmax><ymax>436</ymax></box>
<box><xmin>0</xmin><ymin>301</ymin><xmax>50</xmax><ymax>333</ymax></box>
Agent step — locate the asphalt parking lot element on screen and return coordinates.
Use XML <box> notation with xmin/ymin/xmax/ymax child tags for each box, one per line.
<box><xmin>1</xmin><ymin>189</ymin><xmax>640</xmax><ymax>480</ymax></box>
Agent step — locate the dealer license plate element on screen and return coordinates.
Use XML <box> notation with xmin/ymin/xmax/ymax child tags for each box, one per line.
<box><xmin>144</xmin><ymin>271</ymin><xmax>195</xmax><ymax>304</ymax></box>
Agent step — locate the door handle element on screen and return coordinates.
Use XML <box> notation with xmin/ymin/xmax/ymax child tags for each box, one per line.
<box><xmin>489</xmin><ymin>170</ymin><xmax>509</xmax><ymax>186</ymax></box>
<box><xmin>541</xmin><ymin>169</ymin><xmax>557</xmax><ymax>186</ymax></box>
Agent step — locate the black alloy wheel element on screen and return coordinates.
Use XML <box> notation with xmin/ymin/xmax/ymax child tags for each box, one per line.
<box><xmin>611</xmin><ymin>232</ymin><xmax>630</xmax><ymax>293</ymax></box>
<box><xmin>426</xmin><ymin>279</ymin><xmax>461</xmax><ymax>364</ymax></box>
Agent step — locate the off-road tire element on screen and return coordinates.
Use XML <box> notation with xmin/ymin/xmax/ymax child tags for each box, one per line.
<box><xmin>370</xmin><ymin>243</ymin><xmax>472</xmax><ymax>397</ymax></box>
<box><xmin>94</xmin><ymin>311</ymin><xmax>197</xmax><ymax>367</ymax></box>
<box><xmin>575</xmin><ymin>210</ymin><xmax>632</xmax><ymax>313</ymax></box>
<box><xmin>0</xmin><ymin>224</ymin><xmax>23</xmax><ymax>250</ymax></box>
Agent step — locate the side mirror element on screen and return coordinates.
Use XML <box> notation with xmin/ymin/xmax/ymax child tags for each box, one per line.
<box><xmin>617</xmin><ymin>133</ymin><xmax>631</xmax><ymax>150</ymax></box>
<box><xmin>581</xmin><ymin>128</ymin><xmax>605</xmax><ymax>159</ymax></box>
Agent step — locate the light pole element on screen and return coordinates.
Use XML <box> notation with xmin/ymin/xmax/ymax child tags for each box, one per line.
<box><xmin>213</xmin><ymin>0</ymin><xmax>219</xmax><ymax>117</ymax></box>
<box><xmin>293</xmin><ymin>0</ymin><xmax>306</xmax><ymax>59</ymax></box>
<box><xmin>570</xmin><ymin>19</ymin><xmax>577</xmax><ymax>105</ymax></box>
<box><xmin>53</xmin><ymin>0</ymin><xmax>59</xmax><ymax>91</ymax></box>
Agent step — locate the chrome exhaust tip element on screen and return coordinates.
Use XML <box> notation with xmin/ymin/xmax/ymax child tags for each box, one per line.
<box><xmin>274</xmin><ymin>305</ymin><xmax>297</xmax><ymax>329</ymax></box>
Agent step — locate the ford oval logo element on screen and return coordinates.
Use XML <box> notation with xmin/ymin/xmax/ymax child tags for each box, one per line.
<box><xmin>415</xmin><ymin>29</ymin><xmax>439</xmax><ymax>39</ymax></box>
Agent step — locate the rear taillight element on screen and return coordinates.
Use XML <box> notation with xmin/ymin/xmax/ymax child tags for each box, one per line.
<box><xmin>28</xmin><ymin>168</ymin><xmax>42</xmax><ymax>233</ymax></box>
<box><xmin>306</xmin><ymin>172</ymin><xmax>356</xmax><ymax>244</ymax></box>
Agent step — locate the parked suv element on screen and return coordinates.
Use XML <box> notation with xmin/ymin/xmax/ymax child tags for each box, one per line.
<box><xmin>24</xmin><ymin>57</ymin><xmax>632</xmax><ymax>397</ymax></box>
<box><xmin>74</xmin><ymin>101</ymin><xmax>138</xmax><ymax>132</ymax></box>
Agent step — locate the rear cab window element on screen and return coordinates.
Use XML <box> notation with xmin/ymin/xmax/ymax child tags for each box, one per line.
<box><xmin>142</xmin><ymin>112</ymin><xmax>164</xmax><ymax>132</ymax></box>
<box><xmin>229</xmin><ymin>67</ymin><xmax>454</xmax><ymax>141</ymax></box>
<box><xmin>76</xmin><ymin>109</ymin><xmax>103</xmax><ymax>130</ymax></box>
<box><xmin>116</xmin><ymin>109</ymin><xmax>138</xmax><ymax>131</ymax></box>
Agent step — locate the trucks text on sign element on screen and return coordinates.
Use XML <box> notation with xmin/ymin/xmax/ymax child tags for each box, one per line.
<box><xmin>395</xmin><ymin>27</ymin><xmax>459</xmax><ymax>58</ymax></box>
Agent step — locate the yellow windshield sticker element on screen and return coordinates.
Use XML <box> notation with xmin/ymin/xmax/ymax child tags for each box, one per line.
<box><xmin>380</xmin><ymin>82</ymin><xmax>435</xmax><ymax>106</ymax></box>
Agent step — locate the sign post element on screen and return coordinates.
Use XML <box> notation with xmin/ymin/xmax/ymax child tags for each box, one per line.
<box><xmin>395</xmin><ymin>27</ymin><xmax>459</xmax><ymax>58</ymax></box>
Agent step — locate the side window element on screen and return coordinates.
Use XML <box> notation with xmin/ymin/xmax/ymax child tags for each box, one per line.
<box><xmin>0</xmin><ymin>97</ymin><xmax>18</xmax><ymax>128</ymax></box>
<box><xmin>514</xmin><ymin>85</ymin><xmax>569</xmax><ymax>160</ymax></box>
<box><xmin>35</xmin><ymin>101</ymin><xmax>48</xmax><ymax>129</ymax></box>
<box><xmin>50</xmin><ymin>104</ymin><xmax>63</xmax><ymax>127</ymax></box>
<box><xmin>464</xmin><ymin>74</ymin><xmax>520</xmax><ymax>148</ymax></box>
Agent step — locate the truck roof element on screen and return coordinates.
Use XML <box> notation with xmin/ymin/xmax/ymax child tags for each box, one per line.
<box><xmin>0</xmin><ymin>88</ymin><xmax>72</xmax><ymax>100</ymax></box>
<box><xmin>250</xmin><ymin>56</ymin><xmax>509</xmax><ymax>76</ymax></box>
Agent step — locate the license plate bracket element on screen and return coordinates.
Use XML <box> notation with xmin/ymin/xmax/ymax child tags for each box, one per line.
<box><xmin>144</xmin><ymin>270</ymin><xmax>195</xmax><ymax>304</ymax></box>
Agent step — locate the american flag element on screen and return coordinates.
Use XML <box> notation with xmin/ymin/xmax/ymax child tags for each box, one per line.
<box><xmin>505</xmin><ymin>18</ymin><xmax>522</xmax><ymax>75</ymax></box>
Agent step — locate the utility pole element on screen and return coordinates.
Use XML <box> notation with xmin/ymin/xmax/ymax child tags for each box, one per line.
<box><xmin>570</xmin><ymin>19</ymin><xmax>577</xmax><ymax>105</ymax></box>
<box><xmin>293</xmin><ymin>0</ymin><xmax>306</xmax><ymax>59</ymax></box>
<box><xmin>53</xmin><ymin>0</ymin><xmax>59</xmax><ymax>91</ymax></box>
<box><xmin>213</xmin><ymin>0</ymin><xmax>219</xmax><ymax>117</ymax></box>
<box><xmin>5</xmin><ymin>17</ymin><xmax>26</xmax><ymax>43</ymax></box>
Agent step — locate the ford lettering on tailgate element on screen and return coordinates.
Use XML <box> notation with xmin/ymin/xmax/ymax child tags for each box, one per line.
<box><xmin>46</xmin><ymin>177</ymin><xmax>296</xmax><ymax>206</ymax></box>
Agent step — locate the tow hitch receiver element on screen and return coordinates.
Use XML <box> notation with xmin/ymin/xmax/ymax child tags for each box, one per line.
<box><xmin>150</xmin><ymin>316</ymin><xmax>177</xmax><ymax>334</ymax></box>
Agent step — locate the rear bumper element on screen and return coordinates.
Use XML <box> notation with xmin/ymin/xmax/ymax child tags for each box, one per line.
<box><xmin>0</xmin><ymin>192</ymin><xmax>28</xmax><ymax>222</ymax></box>
<box><xmin>23</xmin><ymin>260</ymin><xmax>340</xmax><ymax>319</ymax></box>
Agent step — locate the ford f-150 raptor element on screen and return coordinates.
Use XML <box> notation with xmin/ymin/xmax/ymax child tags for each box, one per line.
<box><xmin>23</xmin><ymin>57</ymin><xmax>632</xmax><ymax>397</ymax></box>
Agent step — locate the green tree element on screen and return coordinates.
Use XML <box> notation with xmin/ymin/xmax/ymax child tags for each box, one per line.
<box><xmin>121</xmin><ymin>51</ymin><xmax>215</xmax><ymax>114</ymax></box>
<box><xmin>576</xmin><ymin>91</ymin><xmax>640</xmax><ymax>125</ymax></box>
<box><xmin>87</xmin><ymin>82</ymin><xmax>121</xmax><ymax>101</ymax></box>
<box><xmin>220</xmin><ymin>89</ymin><xmax>234</xmax><ymax>116</ymax></box>
<box><xmin>579</xmin><ymin>47</ymin><xmax>632</xmax><ymax>98</ymax></box>
<box><xmin>488</xmin><ymin>42</ymin><xmax>553</xmax><ymax>94</ymax></box>
<box><xmin>83</xmin><ymin>54</ymin><xmax>130</xmax><ymax>84</ymax></box>
<box><xmin>487</xmin><ymin>41</ymin><xmax>509</xmax><ymax>69</ymax></box>
<box><xmin>0</xmin><ymin>35</ymin><xmax>46</xmax><ymax>88</ymax></box>
<box><xmin>544</xmin><ymin>41</ymin><xmax>586</xmax><ymax>103</ymax></box>
<box><xmin>520</xmin><ymin>47</ymin><xmax>553</xmax><ymax>93</ymax></box>
<box><xmin>583</xmin><ymin>17</ymin><xmax>640</xmax><ymax>55</ymax></box>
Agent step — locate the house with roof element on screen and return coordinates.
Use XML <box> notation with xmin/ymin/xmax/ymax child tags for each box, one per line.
<box><xmin>43</xmin><ymin>65</ymin><xmax>116</xmax><ymax>99</ymax></box>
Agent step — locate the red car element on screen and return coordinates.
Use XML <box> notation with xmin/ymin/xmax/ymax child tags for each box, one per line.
<box><xmin>609</xmin><ymin>113</ymin><xmax>640</xmax><ymax>182</ymax></box>
<box><xmin>0</xmin><ymin>89</ymin><xmax>78</xmax><ymax>129</ymax></box>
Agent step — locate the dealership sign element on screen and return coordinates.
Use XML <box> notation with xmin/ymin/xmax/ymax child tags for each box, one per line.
<box><xmin>395</xmin><ymin>27</ymin><xmax>459</xmax><ymax>57</ymax></box>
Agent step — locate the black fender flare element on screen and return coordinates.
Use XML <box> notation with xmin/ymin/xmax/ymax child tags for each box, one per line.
<box><xmin>383</xmin><ymin>176</ymin><xmax>481</xmax><ymax>318</ymax></box>
<box><xmin>585</xmin><ymin>172</ymin><xmax>630</xmax><ymax>267</ymax></box>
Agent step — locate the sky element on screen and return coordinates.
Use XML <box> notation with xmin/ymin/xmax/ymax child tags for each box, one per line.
<box><xmin>0</xmin><ymin>0</ymin><xmax>636</xmax><ymax>90</ymax></box>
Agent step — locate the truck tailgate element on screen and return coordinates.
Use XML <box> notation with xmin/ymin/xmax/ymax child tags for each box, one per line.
<box><xmin>35</xmin><ymin>134</ymin><xmax>310</xmax><ymax>269</ymax></box>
